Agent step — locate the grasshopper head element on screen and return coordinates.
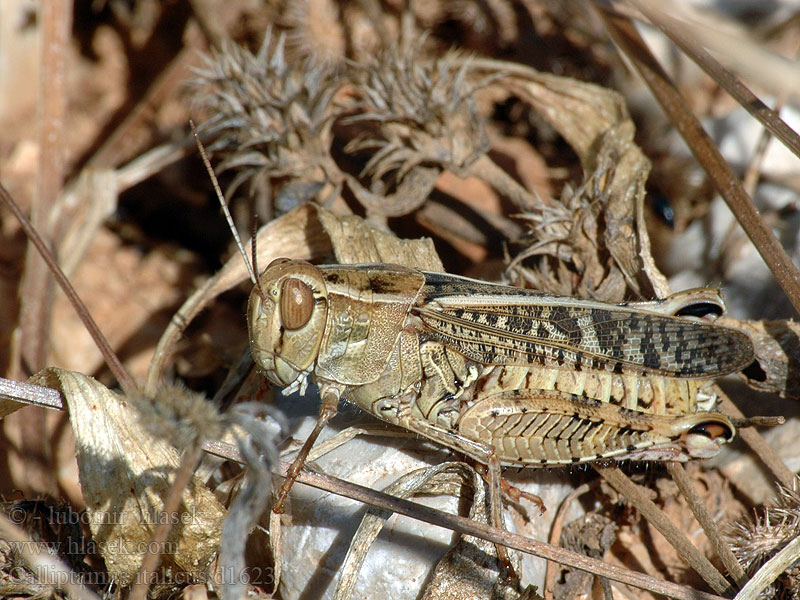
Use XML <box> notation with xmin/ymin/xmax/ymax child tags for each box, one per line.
<box><xmin>247</xmin><ymin>258</ymin><xmax>329</xmax><ymax>388</ymax></box>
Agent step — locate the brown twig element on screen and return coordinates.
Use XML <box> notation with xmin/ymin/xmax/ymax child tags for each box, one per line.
<box><xmin>18</xmin><ymin>0</ymin><xmax>72</xmax><ymax>374</ymax></box>
<box><xmin>718</xmin><ymin>389</ymin><xmax>796</xmax><ymax>490</ymax></box>
<box><xmin>0</xmin><ymin>183</ymin><xmax>137</xmax><ymax>396</ymax></box>
<box><xmin>742</xmin><ymin>99</ymin><xmax>786</xmax><ymax>198</ymax></box>
<box><xmin>741</xmin><ymin>36</ymin><xmax>800</xmax><ymax>196</ymax></box>
<box><xmin>127</xmin><ymin>443</ymin><xmax>205</xmax><ymax>600</ymax></box>
<box><xmin>598</xmin><ymin>7</ymin><xmax>800</xmax><ymax>316</ymax></box>
<box><xmin>626</xmin><ymin>0</ymin><xmax>800</xmax><ymax>161</ymax></box>
<box><xmin>665</xmin><ymin>462</ymin><xmax>747</xmax><ymax>586</ymax></box>
<box><xmin>594</xmin><ymin>465</ymin><xmax>733</xmax><ymax>596</ymax></box>
<box><xmin>0</xmin><ymin>377</ymin><xmax>64</xmax><ymax>416</ymax></box>
<box><xmin>544</xmin><ymin>482</ymin><xmax>595</xmax><ymax>600</ymax></box>
<box><xmin>15</xmin><ymin>1</ymin><xmax>70</xmax><ymax>494</ymax></box>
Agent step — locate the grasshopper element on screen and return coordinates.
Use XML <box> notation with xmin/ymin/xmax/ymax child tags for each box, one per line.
<box><xmin>190</xmin><ymin>127</ymin><xmax>755</xmax><ymax>535</ymax></box>
<box><xmin>246</xmin><ymin>258</ymin><xmax>755</xmax><ymax>527</ymax></box>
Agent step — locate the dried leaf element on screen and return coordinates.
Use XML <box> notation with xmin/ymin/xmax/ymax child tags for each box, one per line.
<box><xmin>719</xmin><ymin>317</ymin><xmax>800</xmax><ymax>399</ymax></box>
<box><xmin>28</xmin><ymin>368</ymin><xmax>224</xmax><ymax>585</ymax></box>
<box><xmin>317</xmin><ymin>207</ymin><xmax>442</xmax><ymax>269</ymax></box>
<box><xmin>483</xmin><ymin>63</ymin><xmax>668</xmax><ymax>300</ymax></box>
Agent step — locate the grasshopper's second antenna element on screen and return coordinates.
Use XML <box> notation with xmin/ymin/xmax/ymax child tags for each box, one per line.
<box><xmin>190</xmin><ymin>121</ymin><xmax>268</xmax><ymax>301</ymax></box>
<box><xmin>251</xmin><ymin>216</ymin><xmax>262</xmax><ymax>291</ymax></box>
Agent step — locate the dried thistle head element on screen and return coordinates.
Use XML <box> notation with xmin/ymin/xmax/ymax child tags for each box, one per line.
<box><xmin>280</xmin><ymin>0</ymin><xmax>346</xmax><ymax>68</ymax></box>
<box><xmin>507</xmin><ymin>168</ymin><xmax>629</xmax><ymax>301</ymax></box>
<box><xmin>347</xmin><ymin>41</ymin><xmax>491</xmax><ymax>184</ymax></box>
<box><xmin>726</xmin><ymin>483</ymin><xmax>800</xmax><ymax>598</ymax></box>
<box><xmin>193</xmin><ymin>31</ymin><xmax>342</xmax><ymax>213</ymax></box>
<box><xmin>130</xmin><ymin>381</ymin><xmax>225</xmax><ymax>451</ymax></box>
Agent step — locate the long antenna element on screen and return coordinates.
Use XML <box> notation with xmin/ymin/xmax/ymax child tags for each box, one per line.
<box><xmin>190</xmin><ymin>121</ymin><xmax>258</xmax><ymax>287</ymax></box>
<box><xmin>250</xmin><ymin>212</ymin><xmax>263</xmax><ymax>288</ymax></box>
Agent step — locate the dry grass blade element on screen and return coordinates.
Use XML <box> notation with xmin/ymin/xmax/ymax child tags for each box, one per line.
<box><xmin>598</xmin><ymin>8</ymin><xmax>800</xmax><ymax>315</ymax></box>
<box><xmin>594</xmin><ymin>465</ymin><xmax>732</xmax><ymax>595</ymax></box>
<box><xmin>17</xmin><ymin>0</ymin><xmax>71</xmax><ymax>374</ymax></box>
<box><xmin>627</xmin><ymin>0</ymin><xmax>800</xmax><ymax>159</ymax></box>
<box><xmin>0</xmin><ymin>376</ymin><xmax>64</xmax><ymax>416</ymax></box>
<box><xmin>115</xmin><ymin>133</ymin><xmax>206</xmax><ymax>193</ymax></box>
<box><xmin>0</xmin><ymin>183</ymin><xmax>137</xmax><ymax>396</ymax></box>
<box><xmin>84</xmin><ymin>46</ymin><xmax>202</xmax><ymax>171</ymax></box>
<box><xmin>716</xmin><ymin>389</ymin><xmax>796</xmax><ymax>490</ymax></box>
<box><xmin>665</xmin><ymin>462</ymin><xmax>747</xmax><ymax>586</ymax></box>
<box><xmin>733</xmin><ymin>535</ymin><xmax>800</xmax><ymax>600</ymax></box>
<box><xmin>418</xmin><ymin>465</ymin><xmax>524</xmax><ymax>600</ymax></box>
<box><xmin>742</xmin><ymin>87</ymin><xmax>794</xmax><ymax>196</ymax></box>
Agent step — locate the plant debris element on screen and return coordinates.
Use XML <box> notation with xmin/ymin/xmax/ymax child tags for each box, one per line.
<box><xmin>1</xmin><ymin>2</ymin><xmax>799</xmax><ymax>599</ymax></box>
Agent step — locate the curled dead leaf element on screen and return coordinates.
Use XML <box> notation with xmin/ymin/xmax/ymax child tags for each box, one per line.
<box><xmin>719</xmin><ymin>317</ymin><xmax>800</xmax><ymax>399</ymax></box>
<box><xmin>469</xmin><ymin>60</ymin><xmax>668</xmax><ymax>301</ymax></box>
<box><xmin>28</xmin><ymin>368</ymin><xmax>225</xmax><ymax>585</ymax></box>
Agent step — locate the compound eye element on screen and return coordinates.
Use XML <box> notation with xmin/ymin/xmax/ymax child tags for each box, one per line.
<box><xmin>280</xmin><ymin>278</ymin><xmax>314</xmax><ymax>330</ymax></box>
<box><xmin>688</xmin><ymin>421</ymin><xmax>734</xmax><ymax>442</ymax></box>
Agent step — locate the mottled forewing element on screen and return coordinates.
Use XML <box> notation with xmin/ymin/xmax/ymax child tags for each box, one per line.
<box><xmin>413</xmin><ymin>272</ymin><xmax>754</xmax><ymax>378</ymax></box>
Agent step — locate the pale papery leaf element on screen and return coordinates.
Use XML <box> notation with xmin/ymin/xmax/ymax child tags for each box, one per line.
<box><xmin>28</xmin><ymin>368</ymin><xmax>225</xmax><ymax>586</ymax></box>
